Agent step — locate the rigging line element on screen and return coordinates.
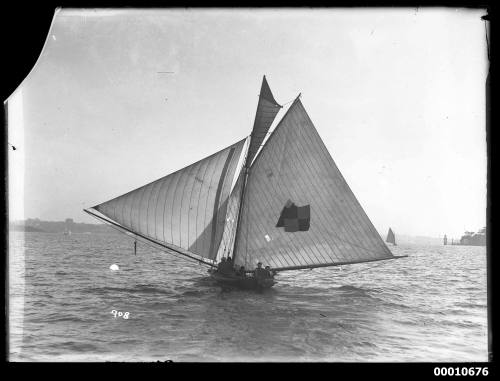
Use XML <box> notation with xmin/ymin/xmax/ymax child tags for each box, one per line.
<box><xmin>85</xmin><ymin>208</ymin><xmax>216</xmax><ymax>267</ymax></box>
<box><xmin>327</xmin><ymin>259</ymin><xmax>393</xmax><ymax>276</ymax></box>
<box><xmin>325</xmin><ymin>230</ymin><xmax>394</xmax><ymax>258</ymax></box>
<box><xmin>273</xmin><ymin>255</ymin><xmax>407</xmax><ymax>272</ymax></box>
<box><xmin>89</xmin><ymin>213</ymin><xmax>188</xmax><ymax>264</ymax></box>
<box><xmin>247</xmin><ymin>94</ymin><xmax>300</xmax><ymax>172</ymax></box>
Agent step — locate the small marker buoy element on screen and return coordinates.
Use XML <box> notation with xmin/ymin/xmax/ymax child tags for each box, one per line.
<box><xmin>110</xmin><ymin>264</ymin><xmax>119</xmax><ymax>271</ymax></box>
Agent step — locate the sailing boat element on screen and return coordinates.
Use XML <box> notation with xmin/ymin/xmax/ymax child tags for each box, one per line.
<box><xmin>84</xmin><ymin>76</ymin><xmax>406</xmax><ymax>290</ymax></box>
<box><xmin>386</xmin><ymin>228</ymin><xmax>396</xmax><ymax>246</ymax></box>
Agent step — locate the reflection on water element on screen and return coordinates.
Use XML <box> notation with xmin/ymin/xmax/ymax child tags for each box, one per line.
<box><xmin>9</xmin><ymin>232</ymin><xmax>487</xmax><ymax>361</ymax></box>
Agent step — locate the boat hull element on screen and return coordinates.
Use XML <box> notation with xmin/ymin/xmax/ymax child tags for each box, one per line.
<box><xmin>208</xmin><ymin>269</ymin><xmax>276</xmax><ymax>290</ymax></box>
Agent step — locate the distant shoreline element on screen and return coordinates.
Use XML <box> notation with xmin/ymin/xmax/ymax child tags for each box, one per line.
<box><xmin>9</xmin><ymin>218</ymin><xmax>118</xmax><ymax>234</ymax></box>
<box><xmin>9</xmin><ymin>227</ymin><xmax>119</xmax><ymax>234</ymax></box>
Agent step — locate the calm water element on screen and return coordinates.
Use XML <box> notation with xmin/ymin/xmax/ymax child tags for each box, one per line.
<box><xmin>9</xmin><ymin>232</ymin><xmax>488</xmax><ymax>362</ymax></box>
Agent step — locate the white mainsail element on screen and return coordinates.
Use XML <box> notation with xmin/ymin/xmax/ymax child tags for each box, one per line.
<box><xmin>232</xmin><ymin>97</ymin><xmax>395</xmax><ymax>270</ymax></box>
<box><xmin>86</xmin><ymin>139</ymin><xmax>245</xmax><ymax>262</ymax></box>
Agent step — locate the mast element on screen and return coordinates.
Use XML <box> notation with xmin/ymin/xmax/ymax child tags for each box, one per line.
<box><xmin>232</xmin><ymin>94</ymin><xmax>302</xmax><ymax>265</ymax></box>
<box><xmin>231</xmin><ymin>153</ymin><xmax>250</xmax><ymax>265</ymax></box>
<box><xmin>231</xmin><ymin>76</ymin><xmax>283</xmax><ymax>265</ymax></box>
<box><xmin>232</xmin><ymin>94</ymin><xmax>301</xmax><ymax>265</ymax></box>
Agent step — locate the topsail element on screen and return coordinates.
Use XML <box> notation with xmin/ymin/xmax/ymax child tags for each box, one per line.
<box><xmin>245</xmin><ymin>76</ymin><xmax>282</xmax><ymax>167</ymax></box>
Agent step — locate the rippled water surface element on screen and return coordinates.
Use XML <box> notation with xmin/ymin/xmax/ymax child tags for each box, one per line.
<box><xmin>9</xmin><ymin>232</ymin><xmax>487</xmax><ymax>362</ymax></box>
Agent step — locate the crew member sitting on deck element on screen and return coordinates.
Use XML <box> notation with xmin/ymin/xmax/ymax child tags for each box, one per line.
<box><xmin>227</xmin><ymin>256</ymin><xmax>237</xmax><ymax>275</ymax></box>
<box><xmin>217</xmin><ymin>257</ymin><xmax>226</xmax><ymax>272</ymax></box>
<box><xmin>254</xmin><ymin>262</ymin><xmax>267</xmax><ymax>281</ymax></box>
<box><xmin>237</xmin><ymin>266</ymin><xmax>246</xmax><ymax>277</ymax></box>
<box><xmin>219</xmin><ymin>256</ymin><xmax>235</xmax><ymax>275</ymax></box>
<box><xmin>264</xmin><ymin>265</ymin><xmax>275</xmax><ymax>279</ymax></box>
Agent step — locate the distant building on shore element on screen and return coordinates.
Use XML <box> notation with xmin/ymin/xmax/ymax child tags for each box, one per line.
<box><xmin>459</xmin><ymin>227</ymin><xmax>486</xmax><ymax>246</ymax></box>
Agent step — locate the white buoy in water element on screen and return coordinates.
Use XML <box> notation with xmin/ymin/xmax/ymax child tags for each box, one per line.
<box><xmin>109</xmin><ymin>264</ymin><xmax>119</xmax><ymax>271</ymax></box>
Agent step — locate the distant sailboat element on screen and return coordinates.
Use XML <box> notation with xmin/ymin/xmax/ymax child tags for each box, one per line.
<box><xmin>386</xmin><ymin>228</ymin><xmax>396</xmax><ymax>246</ymax></box>
<box><xmin>84</xmin><ymin>76</ymin><xmax>406</xmax><ymax>290</ymax></box>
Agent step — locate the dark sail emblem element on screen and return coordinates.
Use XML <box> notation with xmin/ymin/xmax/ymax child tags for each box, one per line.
<box><xmin>276</xmin><ymin>200</ymin><xmax>310</xmax><ymax>232</ymax></box>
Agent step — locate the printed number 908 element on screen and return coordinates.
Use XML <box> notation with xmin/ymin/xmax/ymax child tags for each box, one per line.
<box><xmin>434</xmin><ymin>367</ymin><xmax>488</xmax><ymax>376</ymax></box>
<box><xmin>111</xmin><ymin>310</ymin><xmax>129</xmax><ymax>319</ymax></box>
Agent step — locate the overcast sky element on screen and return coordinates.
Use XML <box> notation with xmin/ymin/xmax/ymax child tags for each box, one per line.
<box><xmin>7</xmin><ymin>8</ymin><xmax>487</xmax><ymax>238</ymax></box>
